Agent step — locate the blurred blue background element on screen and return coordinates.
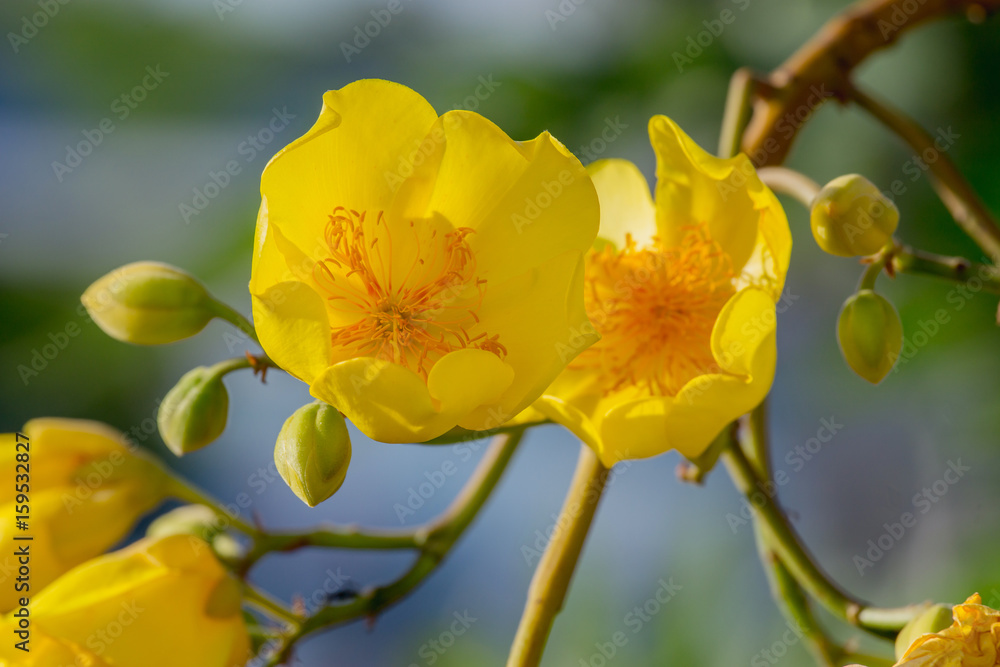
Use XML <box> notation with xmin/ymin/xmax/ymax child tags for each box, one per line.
<box><xmin>3</xmin><ymin>0</ymin><xmax>1000</xmax><ymax>664</ymax></box>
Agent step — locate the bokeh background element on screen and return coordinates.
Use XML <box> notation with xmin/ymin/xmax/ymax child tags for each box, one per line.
<box><xmin>3</xmin><ymin>0</ymin><xmax>1000</xmax><ymax>664</ymax></box>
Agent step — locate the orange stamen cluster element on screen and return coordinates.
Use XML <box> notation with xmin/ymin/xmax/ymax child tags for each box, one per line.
<box><xmin>313</xmin><ymin>207</ymin><xmax>505</xmax><ymax>378</ymax></box>
<box><xmin>575</xmin><ymin>225</ymin><xmax>735</xmax><ymax>396</ymax></box>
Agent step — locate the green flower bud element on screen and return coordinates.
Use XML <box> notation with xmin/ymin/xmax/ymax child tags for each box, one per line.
<box><xmin>837</xmin><ymin>290</ymin><xmax>903</xmax><ymax>384</ymax></box>
<box><xmin>81</xmin><ymin>261</ymin><xmax>216</xmax><ymax>345</ymax></box>
<box><xmin>275</xmin><ymin>401</ymin><xmax>352</xmax><ymax>507</ymax></box>
<box><xmin>810</xmin><ymin>174</ymin><xmax>899</xmax><ymax>257</ymax></box>
<box><xmin>894</xmin><ymin>603</ymin><xmax>954</xmax><ymax>659</ymax></box>
<box><xmin>147</xmin><ymin>505</ymin><xmax>243</xmax><ymax>561</ymax></box>
<box><xmin>158</xmin><ymin>366</ymin><xmax>229</xmax><ymax>456</ymax></box>
<box><xmin>147</xmin><ymin>505</ymin><xmax>222</xmax><ymax>542</ymax></box>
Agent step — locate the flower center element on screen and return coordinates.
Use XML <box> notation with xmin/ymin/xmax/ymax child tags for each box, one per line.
<box><xmin>574</xmin><ymin>226</ymin><xmax>735</xmax><ymax>396</ymax></box>
<box><xmin>313</xmin><ymin>207</ymin><xmax>505</xmax><ymax>378</ymax></box>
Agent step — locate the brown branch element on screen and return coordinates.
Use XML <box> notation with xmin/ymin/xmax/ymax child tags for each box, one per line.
<box><xmin>741</xmin><ymin>0</ymin><xmax>1000</xmax><ymax>167</ymax></box>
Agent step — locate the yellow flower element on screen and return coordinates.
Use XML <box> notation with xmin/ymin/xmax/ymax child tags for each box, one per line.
<box><xmin>894</xmin><ymin>593</ymin><xmax>1000</xmax><ymax>666</ymax></box>
<box><xmin>0</xmin><ymin>419</ymin><xmax>168</xmax><ymax>610</ymax></box>
<box><xmin>531</xmin><ymin>117</ymin><xmax>791</xmax><ymax>466</ymax></box>
<box><xmin>250</xmin><ymin>79</ymin><xmax>599</xmax><ymax>443</ymax></box>
<box><xmin>0</xmin><ymin>535</ymin><xmax>249</xmax><ymax>667</ymax></box>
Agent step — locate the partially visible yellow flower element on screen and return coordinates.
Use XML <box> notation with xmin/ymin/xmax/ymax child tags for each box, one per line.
<box><xmin>0</xmin><ymin>535</ymin><xmax>249</xmax><ymax>667</ymax></box>
<box><xmin>894</xmin><ymin>593</ymin><xmax>1000</xmax><ymax>666</ymax></box>
<box><xmin>531</xmin><ymin>117</ymin><xmax>791</xmax><ymax>466</ymax></box>
<box><xmin>0</xmin><ymin>419</ymin><xmax>169</xmax><ymax>610</ymax></box>
<box><xmin>250</xmin><ymin>79</ymin><xmax>599</xmax><ymax>443</ymax></box>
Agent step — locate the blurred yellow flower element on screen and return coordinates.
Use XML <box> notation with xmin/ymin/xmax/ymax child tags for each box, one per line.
<box><xmin>250</xmin><ymin>79</ymin><xmax>599</xmax><ymax>443</ymax></box>
<box><xmin>531</xmin><ymin>117</ymin><xmax>791</xmax><ymax>466</ymax></box>
<box><xmin>0</xmin><ymin>419</ymin><xmax>168</xmax><ymax>610</ymax></box>
<box><xmin>894</xmin><ymin>593</ymin><xmax>1000</xmax><ymax>666</ymax></box>
<box><xmin>0</xmin><ymin>534</ymin><xmax>249</xmax><ymax>667</ymax></box>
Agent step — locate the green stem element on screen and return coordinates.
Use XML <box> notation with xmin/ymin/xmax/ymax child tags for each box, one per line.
<box><xmin>167</xmin><ymin>477</ymin><xmax>263</xmax><ymax>538</ymax></box>
<box><xmin>208</xmin><ymin>353</ymin><xmax>276</xmax><ymax>378</ymax></box>
<box><xmin>742</xmin><ymin>405</ymin><xmax>838</xmax><ymax>666</ymax></box>
<box><xmin>721</xmin><ymin>436</ymin><xmax>919</xmax><ymax>638</ymax></box>
<box><xmin>506</xmin><ymin>444</ymin><xmax>608</xmax><ymax>667</ymax></box>
<box><xmin>755</xmin><ymin>526</ymin><xmax>837</xmax><ymax>666</ymax></box>
<box><xmin>262</xmin><ymin>429</ymin><xmax>525</xmax><ymax>665</ymax></box>
<box><xmin>850</xmin><ymin>85</ymin><xmax>1000</xmax><ymax>262</ymax></box>
<box><xmin>891</xmin><ymin>245</ymin><xmax>1000</xmax><ymax>294</ymax></box>
<box><xmin>210</xmin><ymin>298</ymin><xmax>261</xmax><ymax>346</ymax></box>
<box><xmin>859</xmin><ymin>248</ymin><xmax>892</xmax><ymax>291</ymax></box>
<box><xmin>718</xmin><ymin>67</ymin><xmax>758</xmax><ymax>159</ymax></box>
<box><xmin>757</xmin><ymin>167</ymin><xmax>822</xmax><ymax>210</ymax></box>
<box><xmin>243</xmin><ymin>583</ymin><xmax>302</xmax><ymax>628</ymax></box>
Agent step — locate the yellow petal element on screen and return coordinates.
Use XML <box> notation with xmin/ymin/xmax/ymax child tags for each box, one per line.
<box><xmin>587</xmin><ymin>288</ymin><xmax>777</xmax><ymax>463</ymax></box>
<box><xmin>390</xmin><ymin>111</ymin><xmax>599</xmax><ymax>285</ymax></box>
<box><xmin>532</xmin><ymin>395</ymin><xmax>604</xmax><ymax>456</ymax></box>
<box><xmin>587</xmin><ymin>159</ymin><xmax>656</xmax><ymax>249</ymax></box>
<box><xmin>259</xmin><ymin>79</ymin><xmax>439</xmax><ymax>257</ymax></box>
<box><xmin>309</xmin><ymin>349</ymin><xmax>514</xmax><ymax>442</ymax></box>
<box><xmin>29</xmin><ymin>535</ymin><xmax>249</xmax><ymax>667</ymax></box>
<box><xmin>251</xmin><ymin>280</ymin><xmax>331</xmax><ymax>385</ymax></box>
<box><xmin>649</xmin><ymin>115</ymin><xmax>790</xmax><ymax>295</ymax></box>
<box><xmin>460</xmin><ymin>249</ymin><xmax>598</xmax><ymax>430</ymax></box>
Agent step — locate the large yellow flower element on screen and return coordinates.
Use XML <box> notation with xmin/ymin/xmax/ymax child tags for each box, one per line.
<box><xmin>0</xmin><ymin>535</ymin><xmax>249</xmax><ymax>667</ymax></box>
<box><xmin>0</xmin><ymin>419</ymin><xmax>168</xmax><ymax>611</ymax></box>
<box><xmin>894</xmin><ymin>594</ymin><xmax>1000</xmax><ymax>666</ymax></box>
<box><xmin>251</xmin><ymin>79</ymin><xmax>599</xmax><ymax>443</ymax></box>
<box><xmin>532</xmin><ymin>117</ymin><xmax>791</xmax><ymax>466</ymax></box>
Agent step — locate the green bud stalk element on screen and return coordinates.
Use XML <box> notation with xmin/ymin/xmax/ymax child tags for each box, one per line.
<box><xmin>275</xmin><ymin>401</ymin><xmax>352</xmax><ymax>507</ymax></box>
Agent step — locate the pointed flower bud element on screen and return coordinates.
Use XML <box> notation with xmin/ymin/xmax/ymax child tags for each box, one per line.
<box><xmin>81</xmin><ymin>261</ymin><xmax>217</xmax><ymax>345</ymax></box>
<box><xmin>0</xmin><ymin>419</ymin><xmax>170</xmax><ymax>611</ymax></box>
<box><xmin>810</xmin><ymin>174</ymin><xmax>898</xmax><ymax>257</ymax></box>
<box><xmin>158</xmin><ymin>366</ymin><xmax>229</xmax><ymax>456</ymax></box>
<box><xmin>0</xmin><ymin>535</ymin><xmax>250</xmax><ymax>667</ymax></box>
<box><xmin>894</xmin><ymin>603</ymin><xmax>955</xmax><ymax>660</ymax></box>
<box><xmin>275</xmin><ymin>401</ymin><xmax>352</xmax><ymax>507</ymax></box>
<box><xmin>837</xmin><ymin>290</ymin><xmax>903</xmax><ymax>384</ymax></box>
